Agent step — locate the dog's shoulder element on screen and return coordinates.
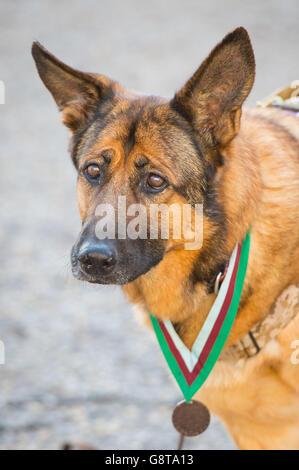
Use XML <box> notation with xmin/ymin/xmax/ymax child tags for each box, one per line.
<box><xmin>242</xmin><ymin>106</ymin><xmax>299</xmax><ymax>149</ymax></box>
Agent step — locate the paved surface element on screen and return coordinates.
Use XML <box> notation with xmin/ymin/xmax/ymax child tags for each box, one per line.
<box><xmin>0</xmin><ymin>0</ymin><xmax>298</xmax><ymax>450</ymax></box>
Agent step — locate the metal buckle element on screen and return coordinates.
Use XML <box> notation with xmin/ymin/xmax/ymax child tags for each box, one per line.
<box><xmin>214</xmin><ymin>271</ymin><xmax>222</xmax><ymax>295</ymax></box>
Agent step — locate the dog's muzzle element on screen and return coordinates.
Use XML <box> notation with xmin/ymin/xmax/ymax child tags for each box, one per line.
<box><xmin>71</xmin><ymin>219</ymin><xmax>165</xmax><ymax>285</ymax></box>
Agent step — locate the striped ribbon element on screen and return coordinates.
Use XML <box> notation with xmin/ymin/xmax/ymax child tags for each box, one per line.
<box><xmin>150</xmin><ymin>231</ymin><xmax>251</xmax><ymax>402</ymax></box>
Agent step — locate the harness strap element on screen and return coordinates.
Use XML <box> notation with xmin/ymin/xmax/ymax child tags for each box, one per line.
<box><xmin>220</xmin><ymin>284</ymin><xmax>299</xmax><ymax>362</ymax></box>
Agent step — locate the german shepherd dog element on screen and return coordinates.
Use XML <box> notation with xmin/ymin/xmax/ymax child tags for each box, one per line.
<box><xmin>32</xmin><ymin>27</ymin><xmax>299</xmax><ymax>449</ymax></box>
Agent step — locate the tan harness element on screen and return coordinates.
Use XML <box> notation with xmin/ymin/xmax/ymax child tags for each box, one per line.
<box><xmin>257</xmin><ymin>80</ymin><xmax>299</xmax><ymax>115</ymax></box>
<box><xmin>221</xmin><ymin>284</ymin><xmax>299</xmax><ymax>361</ymax></box>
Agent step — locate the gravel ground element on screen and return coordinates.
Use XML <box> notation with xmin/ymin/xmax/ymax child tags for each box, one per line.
<box><xmin>0</xmin><ymin>0</ymin><xmax>298</xmax><ymax>450</ymax></box>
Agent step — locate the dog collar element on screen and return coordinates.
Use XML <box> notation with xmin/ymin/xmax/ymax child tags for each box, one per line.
<box><xmin>149</xmin><ymin>230</ymin><xmax>251</xmax><ymax>403</ymax></box>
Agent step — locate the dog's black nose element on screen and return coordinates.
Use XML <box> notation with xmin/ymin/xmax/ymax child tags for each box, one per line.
<box><xmin>77</xmin><ymin>243</ymin><xmax>117</xmax><ymax>276</ymax></box>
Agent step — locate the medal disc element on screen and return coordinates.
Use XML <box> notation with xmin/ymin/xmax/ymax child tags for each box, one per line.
<box><xmin>172</xmin><ymin>400</ymin><xmax>210</xmax><ymax>437</ymax></box>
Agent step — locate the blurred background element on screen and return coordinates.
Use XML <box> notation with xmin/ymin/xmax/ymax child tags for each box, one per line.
<box><xmin>0</xmin><ymin>0</ymin><xmax>298</xmax><ymax>450</ymax></box>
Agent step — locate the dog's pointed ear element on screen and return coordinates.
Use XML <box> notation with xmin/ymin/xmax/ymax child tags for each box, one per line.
<box><xmin>32</xmin><ymin>42</ymin><xmax>114</xmax><ymax>132</ymax></box>
<box><xmin>172</xmin><ymin>27</ymin><xmax>255</xmax><ymax>149</ymax></box>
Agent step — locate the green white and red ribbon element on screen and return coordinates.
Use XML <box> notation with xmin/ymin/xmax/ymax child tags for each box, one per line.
<box><xmin>150</xmin><ymin>231</ymin><xmax>250</xmax><ymax>402</ymax></box>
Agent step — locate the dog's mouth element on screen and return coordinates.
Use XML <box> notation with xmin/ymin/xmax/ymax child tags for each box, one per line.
<box><xmin>71</xmin><ymin>261</ymin><xmax>141</xmax><ymax>285</ymax></box>
<box><xmin>71</xmin><ymin>240</ymin><xmax>164</xmax><ymax>286</ymax></box>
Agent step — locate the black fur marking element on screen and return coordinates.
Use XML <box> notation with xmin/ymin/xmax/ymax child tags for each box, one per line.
<box><xmin>203</xmin><ymin>184</ymin><xmax>223</xmax><ymax>221</ymax></box>
<box><xmin>124</xmin><ymin>119</ymin><xmax>137</xmax><ymax>157</ymax></box>
<box><xmin>123</xmin><ymin>104</ymin><xmax>147</xmax><ymax>160</ymax></box>
<box><xmin>71</xmin><ymin>89</ymin><xmax>116</xmax><ymax>167</ymax></box>
<box><xmin>135</xmin><ymin>155</ymin><xmax>149</xmax><ymax>168</ymax></box>
<box><xmin>190</xmin><ymin>239</ymin><xmax>229</xmax><ymax>293</ymax></box>
<box><xmin>190</xmin><ymin>181</ymin><xmax>228</xmax><ymax>290</ymax></box>
<box><xmin>167</xmin><ymin>112</ymin><xmax>205</xmax><ymax>163</ymax></box>
<box><xmin>170</xmin><ymin>97</ymin><xmax>194</xmax><ymax>127</ymax></box>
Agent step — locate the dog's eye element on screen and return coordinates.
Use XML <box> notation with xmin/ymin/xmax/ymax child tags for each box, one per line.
<box><xmin>146</xmin><ymin>173</ymin><xmax>167</xmax><ymax>191</ymax></box>
<box><xmin>85</xmin><ymin>164</ymin><xmax>101</xmax><ymax>182</ymax></box>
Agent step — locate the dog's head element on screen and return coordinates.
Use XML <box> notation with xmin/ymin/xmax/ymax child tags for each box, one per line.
<box><xmin>32</xmin><ymin>27</ymin><xmax>255</xmax><ymax>285</ymax></box>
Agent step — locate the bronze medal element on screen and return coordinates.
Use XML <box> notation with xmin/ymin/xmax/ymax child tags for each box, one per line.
<box><xmin>172</xmin><ymin>400</ymin><xmax>210</xmax><ymax>437</ymax></box>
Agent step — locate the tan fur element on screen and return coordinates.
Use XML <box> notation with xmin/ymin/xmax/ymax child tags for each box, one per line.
<box><xmin>124</xmin><ymin>107</ymin><xmax>299</xmax><ymax>449</ymax></box>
